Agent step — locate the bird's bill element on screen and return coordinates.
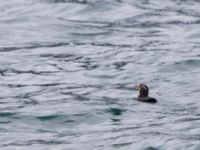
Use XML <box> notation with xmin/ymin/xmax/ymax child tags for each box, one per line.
<box><xmin>134</xmin><ymin>84</ymin><xmax>140</xmax><ymax>90</ymax></box>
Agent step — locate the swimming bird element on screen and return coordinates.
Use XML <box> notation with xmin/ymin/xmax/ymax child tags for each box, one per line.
<box><xmin>134</xmin><ymin>83</ymin><xmax>157</xmax><ymax>103</ymax></box>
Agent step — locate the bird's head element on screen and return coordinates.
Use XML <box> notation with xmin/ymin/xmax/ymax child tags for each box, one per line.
<box><xmin>134</xmin><ymin>83</ymin><xmax>149</xmax><ymax>98</ymax></box>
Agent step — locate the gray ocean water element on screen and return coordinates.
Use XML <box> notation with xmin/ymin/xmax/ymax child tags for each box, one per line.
<box><xmin>0</xmin><ymin>0</ymin><xmax>200</xmax><ymax>149</ymax></box>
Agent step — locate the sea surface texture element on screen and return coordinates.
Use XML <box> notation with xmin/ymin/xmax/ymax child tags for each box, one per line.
<box><xmin>0</xmin><ymin>0</ymin><xmax>200</xmax><ymax>150</ymax></box>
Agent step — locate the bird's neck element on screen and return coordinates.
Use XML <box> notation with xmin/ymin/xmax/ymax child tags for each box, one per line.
<box><xmin>138</xmin><ymin>93</ymin><xmax>148</xmax><ymax>98</ymax></box>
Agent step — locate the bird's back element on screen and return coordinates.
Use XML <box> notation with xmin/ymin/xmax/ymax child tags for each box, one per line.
<box><xmin>138</xmin><ymin>97</ymin><xmax>157</xmax><ymax>103</ymax></box>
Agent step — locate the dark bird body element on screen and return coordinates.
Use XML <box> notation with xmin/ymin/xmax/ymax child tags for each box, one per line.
<box><xmin>135</xmin><ymin>84</ymin><xmax>157</xmax><ymax>103</ymax></box>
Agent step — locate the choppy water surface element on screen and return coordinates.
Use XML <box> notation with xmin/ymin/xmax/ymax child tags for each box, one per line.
<box><xmin>0</xmin><ymin>0</ymin><xmax>200</xmax><ymax>149</ymax></box>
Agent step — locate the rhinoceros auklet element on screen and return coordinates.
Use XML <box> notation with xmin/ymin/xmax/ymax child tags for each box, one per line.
<box><xmin>134</xmin><ymin>83</ymin><xmax>157</xmax><ymax>103</ymax></box>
